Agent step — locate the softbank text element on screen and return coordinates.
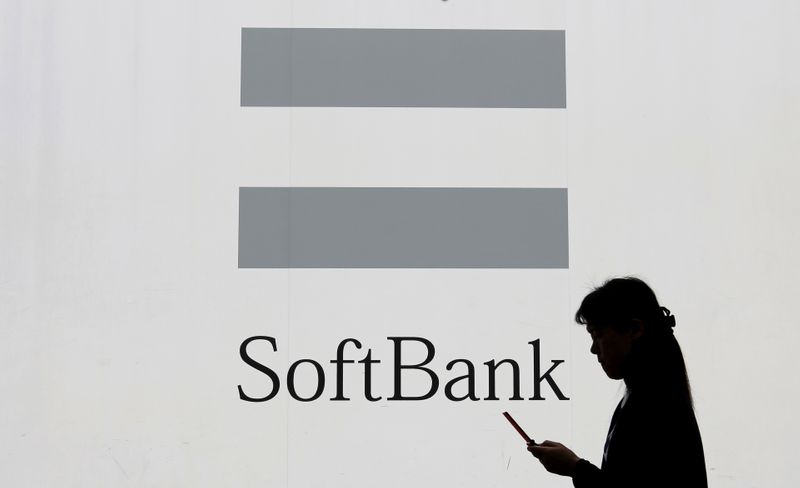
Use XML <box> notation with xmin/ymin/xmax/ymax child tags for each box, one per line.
<box><xmin>237</xmin><ymin>336</ymin><xmax>569</xmax><ymax>402</ymax></box>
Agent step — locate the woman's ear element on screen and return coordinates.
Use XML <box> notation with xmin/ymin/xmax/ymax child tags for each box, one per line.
<box><xmin>629</xmin><ymin>319</ymin><xmax>645</xmax><ymax>340</ymax></box>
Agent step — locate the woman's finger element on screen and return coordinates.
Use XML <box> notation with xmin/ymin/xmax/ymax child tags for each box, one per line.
<box><xmin>528</xmin><ymin>445</ymin><xmax>546</xmax><ymax>457</ymax></box>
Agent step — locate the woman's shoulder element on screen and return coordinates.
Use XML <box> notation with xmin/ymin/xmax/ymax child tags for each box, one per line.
<box><xmin>624</xmin><ymin>390</ymin><xmax>700</xmax><ymax>433</ymax></box>
<box><xmin>616</xmin><ymin>393</ymin><xmax>704</xmax><ymax>467</ymax></box>
<box><xmin>628</xmin><ymin>388</ymin><xmax>694</xmax><ymax>411</ymax></box>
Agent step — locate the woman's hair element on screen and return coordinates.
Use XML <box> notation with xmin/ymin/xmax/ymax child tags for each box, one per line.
<box><xmin>574</xmin><ymin>276</ymin><xmax>694</xmax><ymax>409</ymax></box>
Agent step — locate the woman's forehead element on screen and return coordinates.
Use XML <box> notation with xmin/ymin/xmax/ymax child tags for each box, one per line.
<box><xmin>586</xmin><ymin>323</ymin><xmax>613</xmax><ymax>334</ymax></box>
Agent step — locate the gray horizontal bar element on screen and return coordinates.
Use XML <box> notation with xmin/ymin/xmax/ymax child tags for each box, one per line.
<box><xmin>241</xmin><ymin>28</ymin><xmax>566</xmax><ymax>108</ymax></box>
<box><xmin>238</xmin><ymin>188</ymin><xmax>568</xmax><ymax>268</ymax></box>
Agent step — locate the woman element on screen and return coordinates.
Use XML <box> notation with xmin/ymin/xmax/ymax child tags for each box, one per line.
<box><xmin>528</xmin><ymin>277</ymin><xmax>707</xmax><ymax>488</ymax></box>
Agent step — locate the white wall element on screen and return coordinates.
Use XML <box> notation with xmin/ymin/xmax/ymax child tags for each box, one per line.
<box><xmin>2</xmin><ymin>1</ymin><xmax>798</xmax><ymax>486</ymax></box>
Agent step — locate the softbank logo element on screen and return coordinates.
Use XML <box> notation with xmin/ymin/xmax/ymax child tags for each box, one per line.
<box><xmin>238</xmin><ymin>337</ymin><xmax>569</xmax><ymax>402</ymax></box>
<box><xmin>237</xmin><ymin>29</ymin><xmax>567</xmax><ymax>269</ymax></box>
<box><xmin>236</xmin><ymin>28</ymin><xmax>568</xmax><ymax>401</ymax></box>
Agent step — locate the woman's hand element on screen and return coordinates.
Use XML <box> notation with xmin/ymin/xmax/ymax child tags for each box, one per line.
<box><xmin>527</xmin><ymin>440</ymin><xmax>580</xmax><ymax>477</ymax></box>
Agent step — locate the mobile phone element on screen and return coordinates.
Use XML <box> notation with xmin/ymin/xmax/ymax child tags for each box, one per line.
<box><xmin>502</xmin><ymin>411</ymin><xmax>536</xmax><ymax>444</ymax></box>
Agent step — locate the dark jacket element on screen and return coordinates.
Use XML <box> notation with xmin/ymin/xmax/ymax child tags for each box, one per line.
<box><xmin>573</xmin><ymin>390</ymin><xmax>707</xmax><ymax>488</ymax></box>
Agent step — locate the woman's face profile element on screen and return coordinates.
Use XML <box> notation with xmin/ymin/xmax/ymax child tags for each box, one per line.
<box><xmin>586</xmin><ymin>322</ymin><xmax>641</xmax><ymax>380</ymax></box>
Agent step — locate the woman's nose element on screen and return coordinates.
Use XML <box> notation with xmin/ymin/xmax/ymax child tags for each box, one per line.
<box><xmin>590</xmin><ymin>341</ymin><xmax>598</xmax><ymax>355</ymax></box>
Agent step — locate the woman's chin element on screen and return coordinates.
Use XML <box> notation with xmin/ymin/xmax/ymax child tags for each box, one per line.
<box><xmin>602</xmin><ymin>366</ymin><xmax>623</xmax><ymax>380</ymax></box>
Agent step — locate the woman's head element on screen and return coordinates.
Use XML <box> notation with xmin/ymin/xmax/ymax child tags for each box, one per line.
<box><xmin>575</xmin><ymin>276</ymin><xmax>692</xmax><ymax>406</ymax></box>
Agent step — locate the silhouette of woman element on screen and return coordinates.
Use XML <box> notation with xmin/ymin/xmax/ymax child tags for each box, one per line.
<box><xmin>528</xmin><ymin>277</ymin><xmax>707</xmax><ymax>488</ymax></box>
